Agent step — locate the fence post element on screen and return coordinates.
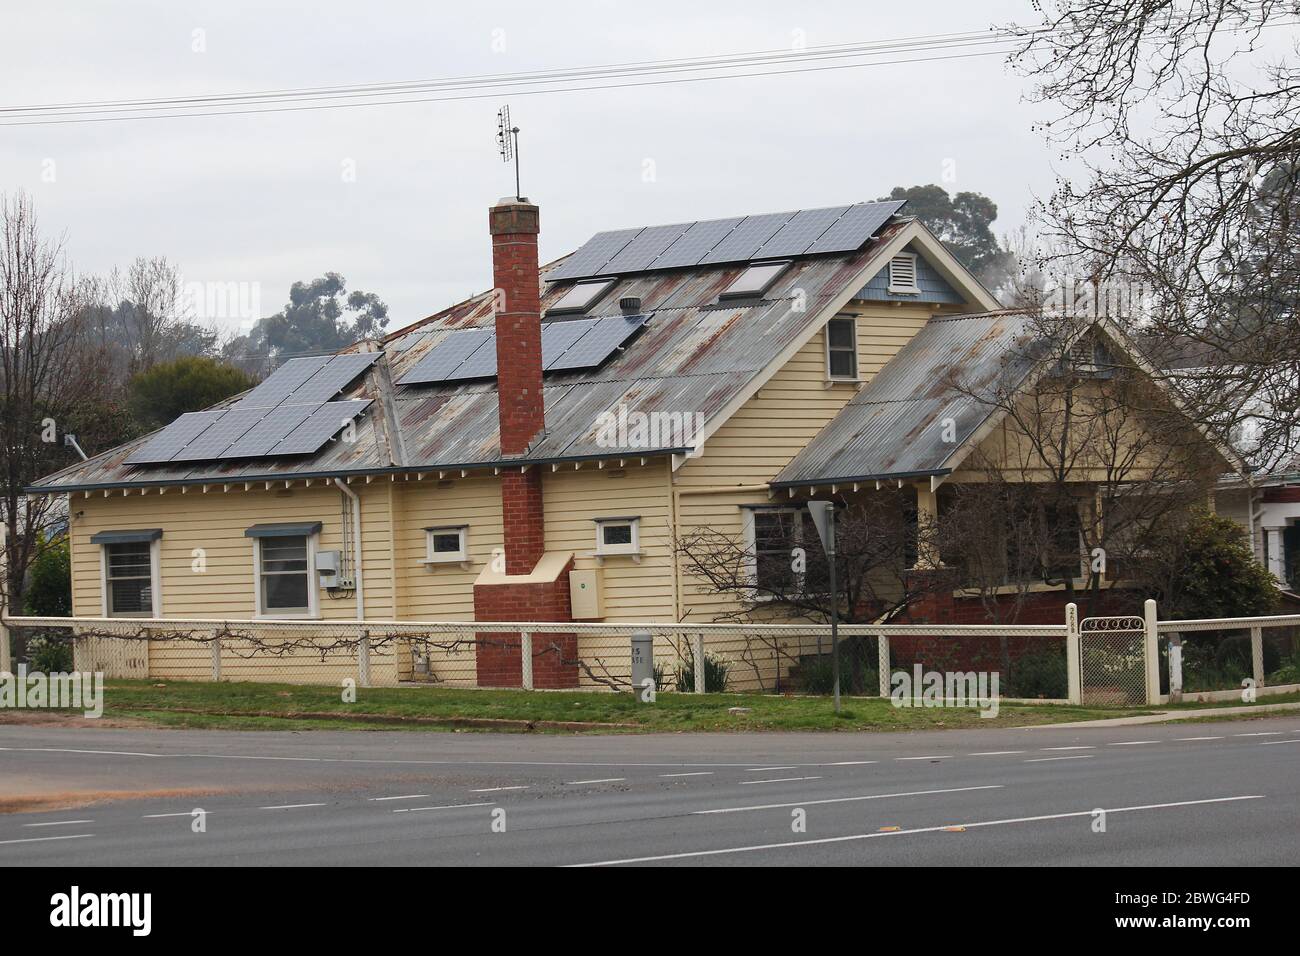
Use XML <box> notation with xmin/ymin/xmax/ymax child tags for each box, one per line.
<box><xmin>520</xmin><ymin>632</ymin><xmax>533</xmax><ymax>690</ymax></box>
<box><xmin>1065</xmin><ymin>603</ymin><xmax>1081</xmax><ymax>705</ymax></box>
<box><xmin>1167</xmin><ymin>632</ymin><xmax>1182</xmax><ymax>702</ymax></box>
<box><xmin>877</xmin><ymin>632</ymin><xmax>890</xmax><ymax>698</ymax></box>
<box><xmin>210</xmin><ymin>628</ymin><xmax>221</xmax><ymax>682</ymax></box>
<box><xmin>1143</xmin><ymin>599</ymin><xmax>1160</xmax><ymax>705</ymax></box>
<box><xmin>693</xmin><ymin>633</ymin><xmax>705</xmax><ymax>694</ymax></box>
<box><xmin>1250</xmin><ymin>626</ymin><xmax>1264</xmax><ymax>687</ymax></box>
<box><xmin>357</xmin><ymin>629</ymin><xmax>371</xmax><ymax>688</ymax></box>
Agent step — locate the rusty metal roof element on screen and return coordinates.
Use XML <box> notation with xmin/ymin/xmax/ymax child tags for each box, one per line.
<box><xmin>772</xmin><ymin>311</ymin><xmax>1043</xmax><ymax>488</ymax></box>
<box><xmin>30</xmin><ymin>223</ymin><xmax>909</xmax><ymax>494</ymax></box>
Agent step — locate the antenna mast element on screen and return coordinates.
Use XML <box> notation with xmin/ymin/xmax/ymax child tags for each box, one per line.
<box><xmin>496</xmin><ymin>105</ymin><xmax>521</xmax><ymax>200</ymax></box>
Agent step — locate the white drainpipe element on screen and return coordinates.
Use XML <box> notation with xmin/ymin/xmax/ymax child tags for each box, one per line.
<box><xmin>333</xmin><ymin>478</ymin><xmax>364</xmax><ymax>620</ymax></box>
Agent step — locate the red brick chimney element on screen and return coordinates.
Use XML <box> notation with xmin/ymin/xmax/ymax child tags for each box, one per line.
<box><xmin>490</xmin><ymin>197</ymin><xmax>545</xmax><ymax>456</ymax></box>
<box><xmin>489</xmin><ymin>197</ymin><xmax>546</xmax><ymax>575</ymax></box>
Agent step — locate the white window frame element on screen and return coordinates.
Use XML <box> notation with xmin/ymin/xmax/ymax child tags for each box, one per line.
<box><xmin>594</xmin><ymin>517</ymin><xmax>640</xmax><ymax>559</ymax></box>
<box><xmin>741</xmin><ymin>506</ymin><xmax>810</xmax><ymax>599</ymax></box>
<box><xmin>825</xmin><ymin>315</ymin><xmax>860</xmax><ymax>382</ymax></box>
<box><xmin>253</xmin><ymin>532</ymin><xmax>319</xmax><ymax>620</ymax></box>
<box><xmin>423</xmin><ymin>525</ymin><xmax>469</xmax><ymax>566</ymax></box>
<box><xmin>100</xmin><ymin>539</ymin><xmax>162</xmax><ymax>618</ymax></box>
<box><xmin>887</xmin><ymin>252</ymin><xmax>920</xmax><ymax>294</ymax></box>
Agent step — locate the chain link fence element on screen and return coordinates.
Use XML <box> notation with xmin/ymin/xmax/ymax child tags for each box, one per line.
<box><xmin>1157</xmin><ymin>614</ymin><xmax>1300</xmax><ymax>697</ymax></box>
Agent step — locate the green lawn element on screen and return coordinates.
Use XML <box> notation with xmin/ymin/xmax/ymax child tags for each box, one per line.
<box><xmin>73</xmin><ymin>678</ymin><xmax>1183</xmax><ymax>733</ymax></box>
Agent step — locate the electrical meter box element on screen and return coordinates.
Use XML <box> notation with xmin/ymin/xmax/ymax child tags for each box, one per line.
<box><xmin>569</xmin><ymin>568</ymin><xmax>605</xmax><ymax>619</ymax></box>
<box><xmin>316</xmin><ymin>550</ymin><xmax>341</xmax><ymax>589</ymax></box>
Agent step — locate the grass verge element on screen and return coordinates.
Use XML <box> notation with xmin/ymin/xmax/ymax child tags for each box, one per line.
<box><xmin>55</xmin><ymin>678</ymin><xmax>1180</xmax><ymax>733</ymax></box>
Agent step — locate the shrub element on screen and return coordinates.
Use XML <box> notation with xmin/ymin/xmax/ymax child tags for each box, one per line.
<box><xmin>799</xmin><ymin>653</ymin><xmax>878</xmax><ymax>696</ymax></box>
<box><xmin>29</xmin><ymin>636</ymin><xmax>73</xmax><ymax>673</ymax></box>
<box><xmin>1004</xmin><ymin>649</ymin><xmax>1068</xmax><ymax>699</ymax></box>
<box><xmin>1153</xmin><ymin>511</ymin><xmax>1278</xmax><ymax>620</ymax></box>
<box><xmin>24</xmin><ymin>536</ymin><xmax>71</xmax><ymax>617</ymax></box>
<box><xmin>675</xmin><ymin>652</ymin><xmax>729</xmax><ymax>693</ymax></box>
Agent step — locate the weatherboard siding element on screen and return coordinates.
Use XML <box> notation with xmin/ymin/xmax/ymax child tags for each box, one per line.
<box><xmin>673</xmin><ymin>302</ymin><xmax>936</xmax><ymax>624</ymax></box>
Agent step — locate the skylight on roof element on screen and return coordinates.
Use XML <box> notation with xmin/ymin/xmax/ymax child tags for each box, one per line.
<box><xmin>719</xmin><ymin>260</ymin><xmax>790</xmax><ymax>299</ymax></box>
<box><xmin>548</xmin><ymin>278</ymin><xmax>615</xmax><ymax>315</ymax></box>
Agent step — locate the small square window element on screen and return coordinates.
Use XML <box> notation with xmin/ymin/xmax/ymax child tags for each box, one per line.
<box><xmin>594</xmin><ymin>517</ymin><xmax>640</xmax><ymax>556</ymax></box>
<box><xmin>719</xmin><ymin>261</ymin><xmax>790</xmax><ymax>299</ymax></box>
<box><xmin>548</xmin><ymin>279</ymin><xmax>616</xmax><ymax>315</ymax></box>
<box><xmin>826</xmin><ymin>316</ymin><xmax>858</xmax><ymax>380</ymax></box>
<box><xmin>424</xmin><ymin>526</ymin><xmax>468</xmax><ymax>563</ymax></box>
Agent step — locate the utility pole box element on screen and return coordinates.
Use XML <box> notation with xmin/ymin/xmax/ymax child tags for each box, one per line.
<box><xmin>630</xmin><ymin>630</ymin><xmax>654</xmax><ymax>700</ymax></box>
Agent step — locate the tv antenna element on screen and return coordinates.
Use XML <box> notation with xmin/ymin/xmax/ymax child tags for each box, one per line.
<box><xmin>496</xmin><ymin>105</ymin><xmax>522</xmax><ymax>200</ymax></box>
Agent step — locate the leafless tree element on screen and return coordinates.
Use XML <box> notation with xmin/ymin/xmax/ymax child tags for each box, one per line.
<box><xmin>674</xmin><ymin>490</ymin><xmax>951</xmax><ymax>625</ymax></box>
<box><xmin>1013</xmin><ymin>1</ymin><xmax>1300</xmax><ymax>470</ymax></box>
<box><xmin>0</xmin><ymin>193</ymin><xmax>107</xmax><ymax>640</ymax></box>
<box><xmin>939</xmin><ymin>310</ymin><xmax>1226</xmax><ymax>620</ymax></box>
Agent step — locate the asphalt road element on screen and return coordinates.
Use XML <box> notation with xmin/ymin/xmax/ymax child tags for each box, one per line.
<box><xmin>1</xmin><ymin>716</ymin><xmax>1297</xmax><ymax>866</ymax></box>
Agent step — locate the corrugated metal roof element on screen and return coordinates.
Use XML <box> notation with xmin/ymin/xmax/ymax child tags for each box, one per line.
<box><xmin>30</xmin><ymin>224</ymin><xmax>908</xmax><ymax>494</ymax></box>
<box><xmin>771</xmin><ymin>311</ymin><xmax>1043</xmax><ymax>487</ymax></box>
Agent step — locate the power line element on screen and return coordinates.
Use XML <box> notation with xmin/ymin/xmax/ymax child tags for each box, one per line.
<box><xmin>0</xmin><ymin>28</ymin><xmax>1040</xmax><ymax>127</ymax></box>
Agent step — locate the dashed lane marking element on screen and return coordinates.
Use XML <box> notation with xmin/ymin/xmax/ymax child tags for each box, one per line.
<box><xmin>392</xmin><ymin>802</ymin><xmax>493</xmax><ymax>814</ymax></box>
<box><xmin>21</xmin><ymin>820</ymin><xmax>94</xmax><ymax>828</ymax></box>
<box><xmin>565</xmin><ymin>778</ymin><xmax>626</xmax><ymax>786</ymax></box>
<box><xmin>1025</xmin><ymin>755</ymin><xmax>1094</xmax><ymax>763</ymax></box>
<box><xmin>694</xmin><ymin>784</ymin><xmax>1003</xmax><ymax>815</ymax></box>
<box><xmin>739</xmin><ymin>776</ymin><xmax>823</xmax><ymax>785</ymax></box>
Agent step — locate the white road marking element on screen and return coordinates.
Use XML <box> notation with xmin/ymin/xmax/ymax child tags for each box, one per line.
<box><xmin>258</xmin><ymin>802</ymin><xmax>326</xmax><ymax>810</ymax></box>
<box><xmin>1175</xmin><ymin>736</ymin><xmax>1224</xmax><ymax>741</ymax></box>
<box><xmin>1025</xmin><ymin>755</ymin><xmax>1094</xmax><ymax>762</ymax></box>
<box><xmin>746</xmin><ymin>766</ymin><xmax>797</xmax><ymax>772</ymax></box>
<box><xmin>368</xmin><ymin>794</ymin><xmax>430</xmax><ymax>802</ymax></box>
<box><xmin>572</xmin><ymin>795</ymin><xmax>1265</xmax><ymax>866</ymax></box>
<box><xmin>824</xmin><ymin>760</ymin><xmax>878</xmax><ymax>765</ymax></box>
<box><xmin>0</xmin><ymin>833</ymin><xmax>95</xmax><ymax>846</ymax></box>
<box><xmin>469</xmin><ymin>786</ymin><xmax>529</xmax><ymax>793</ymax></box>
<box><xmin>660</xmin><ymin>771</ymin><xmax>713</xmax><ymax>778</ymax></box>
<box><xmin>1260</xmin><ymin>738</ymin><xmax>1300</xmax><ymax>746</ymax></box>
<box><xmin>143</xmin><ymin>812</ymin><xmax>204</xmax><ymax>819</ymax></box>
<box><xmin>694</xmin><ymin>784</ymin><xmax>1003</xmax><ymax>815</ymax></box>
<box><xmin>0</xmin><ymin>746</ymin><xmax>766</xmax><ymax>770</ymax></box>
<box><xmin>738</xmin><ymin>776</ymin><xmax>822</xmax><ymax>785</ymax></box>
<box><xmin>895</xmin><ymin>755</ymin><xmax>952</xmax><ymax>761</ymax></box>
<box><xmin>1235</xmin><ymin>732</ymin><xmax>1283</xmax><ymax>737</ymax></box>
<box><xmin>21</xmin><ymin>819</ymin><xmax>94</xmax><ymax>828</ymax></box>
<box><xmin>392</xmin><ymin>802</ymin><xmax>493</xmax><ymax>813</ymax></box>
<box><xmin>1041</xmin><ymin>746</ymin><xmax>1094</xmax><ymax>751</ymax></box>
<box><xmin>968</xmin><ymin>750</ymin><xmax>1024</xmax><ymax>756</ymax></box>
<box><xmin>565</xmin><ymin>778</ymin><xmax>626</xmax><ymax>786</ymax></box>
<box><xmin>1109</xmin><ymin>740</ymin><xmax>1160</xmax><ymax>746</ymax></box>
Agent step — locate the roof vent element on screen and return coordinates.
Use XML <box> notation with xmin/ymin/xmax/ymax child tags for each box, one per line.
<box><xmin>619</xmin><ymin>295</ymin><xmax>642</xmax><ymax>313</ymax></box>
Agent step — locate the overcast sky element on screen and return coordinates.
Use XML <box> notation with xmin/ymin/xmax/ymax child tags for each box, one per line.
<box><xmin>3</xmin><ymin>1</ymin><xmax>1092</xmax><ymax>334</ymax></box>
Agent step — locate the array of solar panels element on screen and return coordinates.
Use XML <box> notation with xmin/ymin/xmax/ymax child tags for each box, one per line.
<box><xmin>545</xmin><ymin>200</ymin><xmax>907</xmax><ymax>282</ymax></box>
<box><xmin>398</xmin><ymin>314</ymin><xmax>649</xmax><ymax>386</ymax></box>
<box><xmin>125</xmin><ymin>353</ymin><xmax>379</xmax><ymax>466</ymax></box>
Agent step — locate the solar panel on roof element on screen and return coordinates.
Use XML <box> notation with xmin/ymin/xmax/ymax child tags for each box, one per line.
<box><xmin>267</xmin><ymin>399</ymin><xmax>372</xmax><ymax>456</ymax></box>
<box><xmin>447</xmin><ymin>335</ymin><xmax>498</xmax><ymax>380</ymax></box>
<box><xmin>236</xmin><ymin>356</ymin><xmax>332</xmax><ymax>409</ymax></box>
<box><xmin>651</xmin><ymin>217</ymin><xmax>744</xmax><ymax>270</ymax></box>
<box><xmin>544</xmin><ymin>227</ymin><xmax>642</xmax><ymax>281</ymax></box>
<box><xmin>397</xmin><ymin>328</ymin><xmax>494</xmax><ymax>385</ymax></box>
<box><xmin>698</xmin><ymin>212</ymin><xmax>796</xmax><ymax>265</ymax></box>
<box><xmin>222</xmin><ymin>403</ymin><xmax>319</xmax><ymax>458</ymax></box>
<box><xmin>287</xmin><ymin>352</ymin><xmax>379</xmax><ymax>403</ymax></box>
<box><xmin>124</xmin><ymin>410</ymin><xmax>226</xmax><ymax>465</ymax></box>
<box><xmin>169</xmin><ymin>407</ymin><xmax>269</xmax><ymax>462</ymax></box>
<box><xmin>600</xmin><ymin>222</ymin><xmax>693</xmax><ymax>274</ymax></box>
<box><xmin>541</xmin><ymin>318</ymin><xmax>597</xmax><ymax>365</ymax></box>
<box><xmin>546</xmin><ymin>314</ymin><xmax>649</xmax><ymax>372</ymax></box>
<box><xmin>803</xmin><ymin>200</ymin><xmax>907</xmax><ymax>254</ymax></box>
<box><xmin>754</xmin><ymin>205</ymin><xmax>850</xmax><ymax>258</ymax></box>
